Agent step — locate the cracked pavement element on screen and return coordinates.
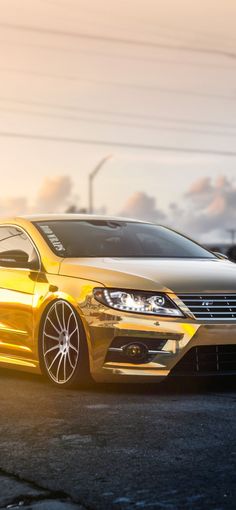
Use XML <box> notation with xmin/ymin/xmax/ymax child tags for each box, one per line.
<box><xmin>0</xmin><ymin>368</ymin><xmax>236</xmax><ymax>509</ymax></box>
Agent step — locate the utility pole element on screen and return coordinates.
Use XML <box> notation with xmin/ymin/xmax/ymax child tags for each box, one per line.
<box><xmin>88</xmin><ymin>154</ymin><xmax>113</xmax><ymax>213</ymax></box>
<box><xmin>227</xmin><ymin>228</ymin><xmax>236</xmax><ymax>244</ymax></box>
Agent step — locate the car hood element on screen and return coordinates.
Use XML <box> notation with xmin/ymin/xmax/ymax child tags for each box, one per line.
<box><xmin>59</xmin><ymin>257</ymin><xmax>236</xmax><ymax>294</ymax></box>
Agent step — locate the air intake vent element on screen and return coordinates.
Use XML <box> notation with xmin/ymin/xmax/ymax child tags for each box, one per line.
<box><xmin>171</xmin><ymin>345</ymin><xmax>236</xmax><ymax>375</ymax></box>
<box><xmin>178</xmin><ymin>294</ymin><xmax>236</xmax><ymax>320</ymax></box>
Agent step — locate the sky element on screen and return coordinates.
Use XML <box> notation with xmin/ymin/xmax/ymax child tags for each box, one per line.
<box><xmin>1</xmin><ymin>0</ymin><xmax>236</xmax><ymax>242</ymax></box>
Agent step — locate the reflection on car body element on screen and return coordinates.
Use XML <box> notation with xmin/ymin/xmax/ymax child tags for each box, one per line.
<box><xmin>0</xmin><ymin>214</ymin><xmax>236</xmax><ymax>387</ymax></box>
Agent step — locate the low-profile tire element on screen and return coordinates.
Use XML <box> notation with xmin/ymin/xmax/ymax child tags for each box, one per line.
<box><xmin>39</xmin><ymin>300</ymin><xmax>92</xmax><ymax>389</ymax></box>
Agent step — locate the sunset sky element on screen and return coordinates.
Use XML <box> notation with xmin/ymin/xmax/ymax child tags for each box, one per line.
<box><xmin>1</xmin><ymin>0</ymin><xmax>236</xmax><ymax>242</ymax></box>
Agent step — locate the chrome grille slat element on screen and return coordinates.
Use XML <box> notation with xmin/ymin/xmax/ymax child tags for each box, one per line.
<box><xmin>179</xmin><ymin>294</ymin><xmax>236</xmax><ymax>298</ymax></box>
<box><xmin>197</xmin><ymin>318</ymin><xmax>236</xmax><ymax>321</ymax></box>
<box><xmin>185</xmin><ymin>301</ymin><xmax>236</xmax><ymax>308</ymax></box>
<box><xmin>188</xmin><ymin>312</ymin><xmax>236</xmax><ymax>315</ymax></box>
<box><xmin>183</xmin><ymin>300</ymin><xmax>236</xmax><ymax>303</ymax></box>
<box><xmin>178</xmin><ymin>294</ymin><xmax>236</xmax><ymax>320</ymax></box>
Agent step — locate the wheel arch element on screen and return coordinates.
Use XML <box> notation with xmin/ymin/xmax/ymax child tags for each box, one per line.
<box><xmin>35</xmin><ymin>294</ymin><xmax>92</xmax><ymax>374</ymax></box>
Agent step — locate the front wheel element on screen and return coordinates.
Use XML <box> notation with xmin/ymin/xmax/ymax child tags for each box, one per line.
<box><xmin>39</xmin><ymin>300</ymin><xmax>91</xmax><ymax>388</ymax></box>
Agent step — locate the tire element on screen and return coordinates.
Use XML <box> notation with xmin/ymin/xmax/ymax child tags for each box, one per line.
<box><xmin>39</xmin><ymin>300</ymin><xmax>92</xmax><ymax>388</ymax></box>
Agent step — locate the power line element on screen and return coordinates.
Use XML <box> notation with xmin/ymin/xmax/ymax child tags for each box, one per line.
<box><xmin>0</xmin><ymin>22</ymin><xmax>236</xmax><ymax>60</ymax></box>
<box><xmin>2</xmin><ymin>39</ymin><xmax>235</xmax><ymax>71</ymax></box>
<box><xmin>1</xmin><ymin>67</ymin><xmax>235</xmax><ymax>103</ymax></box>
<box><xmin>1</xmin><ymin>96</ymin><xmax>236</xmax><ymax>130</ymax></box>
<box><xmin>2</xmin><ymin>105</ymin><xmax>236</xmax><ymax>138</ymax></box>
<box><xmin>3</xmin><ymin>4</ymin><xmax>203</xmax><ymax>50</ymax></box>
<box><xmin>147</xmin><ymin>21</ymin><xmax>236</xmax><ymax>47</ymax></box>
<box><xmin>37</xmin><ymin>0</ymin><xmax>236</xmax><ymax>48</ymax></box>
<box><xmin>1</xmin><ymin>130</ymin><xmax>236</xmax><ymax>156</ymax></box>
<box><xmin>37</xmin><ymin>1</ymin><xmax>224</xmax><ymax>51</ymax></box>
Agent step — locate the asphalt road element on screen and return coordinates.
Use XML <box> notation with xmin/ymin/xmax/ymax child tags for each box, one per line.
<box><xmin>0</xmin><ymin>369</ymin><xmax>236</xmax><ymax>510</ymax></box>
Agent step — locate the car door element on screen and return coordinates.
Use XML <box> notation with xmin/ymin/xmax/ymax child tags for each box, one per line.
<box><xmin>0</xmin><ymin>225</ymin><xmax>40</xmax><ymax>362</ymax></box>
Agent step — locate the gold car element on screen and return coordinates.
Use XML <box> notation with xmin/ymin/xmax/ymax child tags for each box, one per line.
<box><xmin>0</xmin><ymin>214</ymin><xmax>236</xmax><ymax>388</ymax></box>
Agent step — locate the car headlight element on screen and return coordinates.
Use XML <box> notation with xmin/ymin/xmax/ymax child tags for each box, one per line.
<box><xmin>93</xmin><ymin>288</ymin><xmax>183</xmax><ymax>317</ymax></box>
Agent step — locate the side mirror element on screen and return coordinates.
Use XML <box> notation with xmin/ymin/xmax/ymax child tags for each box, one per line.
<box><xmin>0</xmin><ymin>249</ymin><xmax>30</xmax><ymax>268</ymax></box>
<box><xmin>213</xmin><ymin>251</ymin><xmax>229</xmax><ymax>260</ymax></box>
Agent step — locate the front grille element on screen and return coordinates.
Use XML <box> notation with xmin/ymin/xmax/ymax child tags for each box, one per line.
<box><xmin>171</xmin><ymin>345</ymin><xmax>236</xmax><ymax>375</ymax></box>
<box><xmin>178</xmin><ymin>294</ymin><xmax>236</xmax><ymax>320</ymax></box>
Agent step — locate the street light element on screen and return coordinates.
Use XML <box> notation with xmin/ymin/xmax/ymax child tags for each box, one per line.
<box><xmin>227</xmin><ymin>228</ymin><xmax>236</xmax><ymax>245</ymax></box>
<box><xmin>88</xmin><ymin>154</ymin><xmax>113</xmax><ymax>213</ymax></box>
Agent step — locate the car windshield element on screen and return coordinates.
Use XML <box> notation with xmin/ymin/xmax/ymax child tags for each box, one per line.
<box><xmin>34</xmin><ymin>220</ymin><xmax>216</xmax><ymax>259</ymax></box>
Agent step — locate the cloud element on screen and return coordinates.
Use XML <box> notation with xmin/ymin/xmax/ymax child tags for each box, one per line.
<box><xmin>34</xmin><ymin>176</ymin><xmax>72</xmax><ymax>213</ymax></box>
<box><xmin>1</xmin><ymin>173</ymin><xmax>236</xmax><ymax>243</ymax></box>
<box><xmin>186</xmin><ymin>177</ymin><xmax>212</xmax><ymax>196</ymax></box>
<box><xmin>119</xmin><ymin>175</ymin><xmax>236</xmax><ymax>242</ymax></box>
<box><xmin>207</xmin><ymin>195</ymin><xmax>225</xmax><ymax>215</ymax></box>
<box><xmin>172</xmin><ymin>175</ymin><xmax>236</xmax><ymax>240</ymax></box>
<box><xmin>0</xmin><ymin>197</ymin><xmax>28</xmax><ymax>217</ymax></box>
<box><xmin>119</xmin><ymin>192</ymin><xmax>166</xmax><ymax>222</ymax></box>
<box><xmin>0</xmin><ymin>176</ymin><xmax>73</xmax><ymax>217</ymax></box>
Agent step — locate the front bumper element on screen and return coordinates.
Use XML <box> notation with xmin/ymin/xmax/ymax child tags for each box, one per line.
<box><xmin>84</xmin><ymin>303</ymin><xmax>236</xmax><ymax>382</ymax></box>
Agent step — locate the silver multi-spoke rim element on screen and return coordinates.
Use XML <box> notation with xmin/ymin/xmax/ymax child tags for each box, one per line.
<box><xmin>43</xmin><ymin>301</ymin><xmax>80</xmax><ymax>384</ymax></box>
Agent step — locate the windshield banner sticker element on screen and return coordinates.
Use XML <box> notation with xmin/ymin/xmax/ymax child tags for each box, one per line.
<box><xmin>40</xmin><ymin>225</ymin><xmax>65</xmax><ymax>253</ymax></box>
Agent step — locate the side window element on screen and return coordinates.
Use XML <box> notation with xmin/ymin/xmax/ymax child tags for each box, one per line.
<box><xmin>0</xmin><ymin>226</ymin><xmax>39</xmax><ymax>269</ymax></box>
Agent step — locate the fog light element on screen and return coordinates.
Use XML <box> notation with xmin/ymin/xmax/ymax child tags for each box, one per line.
<box><xmin>123</xmin><ymin>342</ymin><xmax>148</xmax><ymax>362</ymax></box>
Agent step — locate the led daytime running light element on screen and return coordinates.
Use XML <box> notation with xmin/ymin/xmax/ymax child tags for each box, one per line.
<box><xmin>94</xmin><ymin>289</ymin><xmax>183</xmax><ymax>317</ymax></box>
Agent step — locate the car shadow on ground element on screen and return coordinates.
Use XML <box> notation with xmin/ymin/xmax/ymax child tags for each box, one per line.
<box><xmin>0</xmin><ymin>366</ymin><xmax>236</xmax><ymax>396</ymax></box>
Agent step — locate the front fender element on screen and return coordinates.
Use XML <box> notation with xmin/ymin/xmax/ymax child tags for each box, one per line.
<box><xmin>32</xmin><ymin>273</ymin><xmax>104</xmax><ymax>368</ymax></box>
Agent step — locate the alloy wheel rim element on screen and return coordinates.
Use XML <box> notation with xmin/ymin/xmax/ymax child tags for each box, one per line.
<box><xmin>42</xmin><ymin>301</ymin><xmax>80</xmax><ymax>384</ymax></box>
